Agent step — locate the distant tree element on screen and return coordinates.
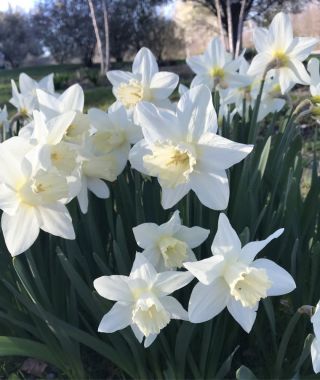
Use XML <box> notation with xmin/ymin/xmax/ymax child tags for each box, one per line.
<box><xmin>32</xmin><ymin>0</ymin><xmax>96</xmax><ymax>65</ymax></box>
<box><xmin>0</xmin><ymin>11</ymin><xmax>41</xmax><ymax>67</ymax></box>
<box><xmin>143</xmin><ymin>15</ymin><xmax>186</xmax><ymax>61</ymax></box>
<box><xmin>186</xmin><ymin>0</ymin><xmax>320</xmax><ymax>56</ymax></box>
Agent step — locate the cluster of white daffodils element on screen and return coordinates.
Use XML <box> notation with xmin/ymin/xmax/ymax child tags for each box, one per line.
<box><xmin>0</xmin><ymin>10</ymin><xmax>317</xmax><ymax>356</ymax></box>
<box><xmin>94</xmin><ymin>11</ymin><xmax>318</xmax><ymax>349</ymax></box>
<box><xmin>96</xmin><ymin>213</ymin><xmax>295</xmax><ymax>346</ymax></box>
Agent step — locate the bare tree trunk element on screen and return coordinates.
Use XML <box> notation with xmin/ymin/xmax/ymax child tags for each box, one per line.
<box><xmin>226</xmin><ymin>0</ymin><xmax>234</xmax><ymax>55</ymax></box>
<box><xmin>87</xmin><ymin>0</ymin><xmax>105</xmax><ymax>75</ymax></box>
<box><xmin>235</xmin><ymin>0</ymin><xmax>246</xmax><ymax>57</ymax></box>
<box><xmin>102</xmin><ymin>0</ymin><xmax>110</xmax><ymax>72</ymax></box>
<box><xmin>214</xmin><ymin>0</ymin><xmax>225</xmax><ymax>48</ymax></box>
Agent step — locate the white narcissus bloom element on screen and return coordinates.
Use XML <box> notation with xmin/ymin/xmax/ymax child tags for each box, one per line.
<box><xmin>20</xmin><ymin>84</ymin><xmax>89</xmax><ymax>144</ymax></box>
<box><xmin>129</xmin><ymin>85</ymin><xmax>253</xmax><ymax>210</ymax></box>
<box><xmin>184</xmin><ymin>213</ymin><xmax>296</xmax><ymax>332</ymax></box>
<box><xmin>94</xmin><ymin>252</ymin><xmax>193</xmax><ymax>347</ymax></box>
<box><xmin>133</xmin><ymin>210</ymin><xmax>209</xmax><ymax>271</ymax></box>
<box><xmin>0</xmin><ymin>136</ymin><xmax>75</xmax><ymax>256</ymax></box>
<box><xmin>107</xmin><ymin>47</ymin><xmax>179</xmax><ymax>121</ymax></box>
<box><xmin>248</xmin><ymin>12</ymin><xmax>318</xmax><ymax>94</ymax></box>
<box><xmin>10</xmin><ymin>73</ymin><xmax>55</xmax><ymax>117</ymax></box>
<box><xmin>76</xmin><ymin>104</ymin><xmax>140</xmax><ymax>214</ymax></box>
<box><xmin>186</xmin><ymin>37</ymin><xmax>250</xmax><ymax>91</ymax></box>
<box><xmin>311</xmin><ymin>302</ymin><xmax>320</xmax><ymax>373</ymax></box>
<box><xmin>24</xmin><ymin>110</ymin><xmax>81</xmax><ymax>201</ymax></box>
<box><xmin>221</xmin><ymin>60</ymin><xmax>286</xmax><ymax>122</ymax></box>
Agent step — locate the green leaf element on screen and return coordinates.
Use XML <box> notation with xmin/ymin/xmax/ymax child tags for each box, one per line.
<box><xmin>0</xmin><ymin>336</ymin><xmax>62</xmax><ymax>369</ymax></box>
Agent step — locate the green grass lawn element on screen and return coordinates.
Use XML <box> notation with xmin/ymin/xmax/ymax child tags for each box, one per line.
<box><xmin>0</xmin><ymin>63</ymin><xmax>115</xmax><ymax>113</ymax></box>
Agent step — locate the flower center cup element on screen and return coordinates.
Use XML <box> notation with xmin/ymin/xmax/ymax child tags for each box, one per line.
<box><xmin>116</xmin><ymin>80</ymin><xmax>149</xmax><ymax>108</ymax></box>
<box><xmin>131</xmin><ymin>296</ymin><xmax>170</xmax><ymax>337</ymax></box>
<box><xmin>143</xmin><ymin>142</ymin><xmax>196</xmax><ymax>188</ymax></box>
<box><xmin>18</xmin><ymin>172</ymin><xmax>69</xmax><ymax>206</ymax></box>
<box><xmin>224</xmin><ymin>262</ymin><xmax>272</xmax><ymax>308</ymax></box>
<box><xmin>158</xmin><ymin>236</ymin><xmax>188</xmax><ymax>268</ymax></box>
<box><xmin>272</xmin><ymin>50</ymin><xmax>289</xmax><ymax>68</ymax></box>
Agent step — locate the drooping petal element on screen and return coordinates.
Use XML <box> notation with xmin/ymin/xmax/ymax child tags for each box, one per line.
<box><xmin>190</xmin><ymin>170</ymin><xmax>229</xmax><ymax>211</ymax></box>
<box><xmin>38</xmin><ymin>203</ymin><xmax>75</xmax><ymax>240</ymax></box>
<box><xmin>278</xmin><ymin>67</ymin><xmax>296</xmax><ymax>94</ymax></box>
<box><xmin>133</xmin><ymin>222</ymin><xmax>160</xmax><ymax>249</ymax></box>
<box><xmin>144</xmin><ymin>333</ymin><xmax>158</xmax><ymax>348</ymax></box>
<box><xmin>77</xmin><ymin>176</ymin><xmax>89</xmax><ymax>214</ymax></box>
<box><xmin>161</xmin><ymin>296</ymin><xmax>188</xmax><ymax>320</ymax></box>
<box><xmin>161</xmin><ymin>183</ymin><xmax>191</xmax><ymax>210</ymax></box>
<box><xmin>227</xmin><ymin>298</ymin><xmax>258</xmax><ymax>333</ymax></box>
<box><xmin>251</xmin><ymin>258</ymin><xmax>296</xmax><ymax>296</ymax></box>
<box><xmin>247</xmin><ymin>53</ymin><xmax>272</xmax><ymax>76</ymax></box>
<box><xmin>211</xmin><ymin>213</ymin><xmax>241</xmax><ymax>259</ymax></box>
<box><xmin>98</xmin><ymin>302</ymin><xmax>132</xmax><ymax>333</ymax></box>
<box><xmin>241</xmin><ymin>228</ymin><xmax>284</xmax><ymax>264</ymax></box>
<box><xmin>197</xmin><ymin>133</ymin><xmax>253</xmax><ymax>171</ymax></box>
<box><xmin>188</xmin><ymin>279</ymin><xmax>229</xmax><ymax>323</ymax></box>
<box><xmin>130</xmin><ymin>252</ymin><xmax>157</xmax><ymax>283</ymax></box>
<box><xmin>175</xmin><ymin>225</ymin><xmax>209</xmax><ymax>248</ymax></box>
<box><xmin>94</xmin><ymin>275</ymin><xmax>133</xmax><ymax>302</ymax></box>
<box><xmin>154</xmin><ymin>270</ymin><xmax>193</xmax><ymax>295</ymax></box>
<box><xmin>287</xmin><ymin>58</ymin><xmax>311</xmax><ymax>85</ymax></box>
<box><xmin>131</xmin><ymin>324</ymin><xmax>144</xmax><ymax>343</ymax></box>
<box><xmin>87</xmin><ymin>178</ymin><xmax>110</xmax><ymax>198</ymax></box>
<box><xmin>184</xmin><ymin>254</ymin><xmax>225</xmax><ymax>284</ymax></box>
<box><xmin>150</xmin><ymin>72</ymin><xmax>179</xmax><ymax>99</ymax></box>
<box><xmin>1</xmin><ymin>205</ymin><xmax>40</xmax><ymax>256</ymax></box>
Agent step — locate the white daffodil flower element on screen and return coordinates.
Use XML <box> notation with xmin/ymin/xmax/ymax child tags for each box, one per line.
<box><xmin>247</xmin><ymin>12</ymin><xmax>318</xmax><ymax>94</ymax></box>
<box><xmin>129</xmin><ymin>85</ymin><xmax>253</xmax><ymax>210</ymax></box>
<box><xmin>24</xmin><ymin>110</ymin><xmax>81</xmax><ymax>201</ymax></box>
<box><xmin>186</xmin><ymin>37</ymin><xmax>250</xmax><ymax>91</ymax></box>
<box><xmin>311</xmin><ymin>302</ymin><xmax>320</xmax><ymax>373</ymax></box>
<box><xmin>107</xmin><ymin>47</ymin><xmax>179</xmax><ymax>121</ymax></box>
<box><xmin>0</xmin><ymin>136</ymin><xmax>75</xmax><ymax>256</ymax></box>
<box><xmin>94</xmin><ymin>252</ymin><xmax>193</xmax><ymax>347</ymax></box>
<box><xmin>10</xmin><ymin>73</ymin><xmax>55</xmax><ymax>117</ymax></box>
<box><xmin>221</xmin><ymin>60</ymin><xmax>286</xmax><ymax>122</ymax></box>
<box><xmin>20</xmin><ymin>84</ymin><xmax>89</xmax><ymax>144</ymax></box>
<box><xmin>76</xmin><ymin>104</ymin><xmax>139</xmax><ymax>214</ymax></box>
<box><xmin>184</xmin><ymin>213</ymin><xmax>296</xmax><ymax>332</ymax></box>
<box><xmin>133</xmin><ymin>210</ymin><xmax>209</xmax><ymax>271</ymax></box>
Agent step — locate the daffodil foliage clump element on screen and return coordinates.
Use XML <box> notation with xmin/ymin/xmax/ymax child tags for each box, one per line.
<box><xmin>0</xmin><ymin>12</ymin><xmax>320</xmax><ymax>380</ymax></box>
